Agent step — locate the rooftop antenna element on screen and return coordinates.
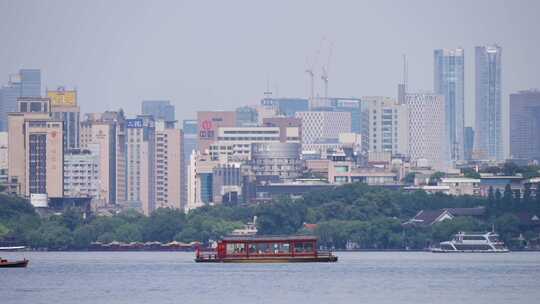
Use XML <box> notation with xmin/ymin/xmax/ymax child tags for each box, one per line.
<box><xmin>402</xmin><ymin>53</ymin><xmax>408</xmax><ymax>92</ymax></box>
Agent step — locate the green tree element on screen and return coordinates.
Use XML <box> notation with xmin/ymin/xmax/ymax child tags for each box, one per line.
<box><xmin>494</xmin><ymin>214</ymin><xmax>520</xmax><ymax>245</ymax></box>
<box><xmin>502</xmin><ymin>184</ymin><xmax>513</xmax><ymax>211</ymax></box>
<box><xmin>462</xmin><ymin>168</ymin><xmax>481</xmax><ymax>179</ymax></box>
<box><xmin>502</xmin><ymin>161</ymin><xmax>519</xmax><ymax>176</ymax></box>
<box><xmin>429</xmin><ymin>172</ymin><xmax>446</xmax><ymax>185</ymax></box>
<box><xmin>431</xmin><ymin>217</ymin><xmax>483</xmax><ymax>242</ymax></box>
<box><xmin>28</xmin><ymin>221</ymin><xmax>73</xmax><ymax>250</ymax></box>
<box><xmin>403</xmin><ymin>172</ymin><xmax>416</xmax><ymax>184</ymax></box>
<box><xmin>141</xmin><ymin>208</ymin><xmax>186</xmax><ymax>242</ymax></box>
<box><xmin>61</xmin><ymin>207</ymin><xmax>85</xmax><ymax>231</ymax></box>
<box><xmin>114</xmin><ymin>223</ymin><xmax>143</xmax><ymax>243</ymax></box>
<box><xmin>256</xmin><ymin>199</ymin><xmax>307</xmax><ymax>235</ymax></box>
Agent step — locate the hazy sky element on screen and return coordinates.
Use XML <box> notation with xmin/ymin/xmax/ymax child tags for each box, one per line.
<box><xmin>1</xmin><ymin>0</ymin><xmax>539</xmax><ymax>133</ymax></box>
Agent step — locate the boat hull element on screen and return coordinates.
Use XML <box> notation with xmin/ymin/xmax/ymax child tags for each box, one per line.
<box><xmin>0</xmin><ymin>260</ymin><xmax>29</xmax><ymax>268</ymax></box>
<box><xmin>196</xmin><ymin>256</ymin><xmax>338</xmax><ymax>263</ymax></box>
<box><xmin>431</xmin><ymin>249</ymin><xmax>510</xmax><ymax>253</ymax></box>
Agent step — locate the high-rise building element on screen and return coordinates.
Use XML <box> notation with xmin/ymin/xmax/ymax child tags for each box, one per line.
<box><xmin>197</xmin><ymin>111</ymin><xmax>236</xmax><ymax>152</ymax></box>
<box><xmin>295</xmin><ymin>111</ymin><xmax>351</xmax><ymax>148</ymax></box>
<box><xmin>63</xmin><ymin>148</ymin><xmax>100</xmax><ymax>198</ymax></box>
<box><xmin>434</xmin><ymin>48</ymin><xmax>465</xmax><ymax>161</ymax></box>
<box><xmin>182</xmin><ymin>119</ymin><xmax>198</xmax><ymax>208</ymax></box>
<box><xmin>208</xmin><ymin>125</ymin><xmax>300</xmax><ymax>161</ymax></box>
<box><xmin>464</xmin><ymin>127</ymin><xmax>475</xmax><ymax>161</ymax></box>
<box><xmin>8</xmin><ymin>97</ymin><xmax>63</xmax><ymax>198</ymax></box>
<box><xmin>0</xmin><ymin>69</ymin><xmax>41</xmax><ymax>131</ymax></box>
<box><xmin>475</xmin><ymin>45</ymin><xmax>503</xmax><ymax>160</ymax></box>
<box><xmin>364</xmin><ymin>97</ymin><xmax>409</xmax><ymax>156</ymax></box>
<box><xmin>509</xmin><ymin>90</ymin><xmax>540</xmax><ymax>161</ymax></box>
<box><xmin>155</xmin><ymin>120</ymin><xmax>184</xmax><ymax>210</ymax></box>
<box><xmin>80</xmin><ymin>111</ymin><xmax>126</xmax><ymax>204</ymax></box>
<box><xmin>251</xmin><ymin>142</ymin><xmax>302</xmax><ymax>182</ymax></box>
<box><xmin>186</xmin><ymin>151</ymin><xmax>219</xmax><ymax>211</ymax></box>
<box><xmin>405</xmin><ymin>93</ymin><xmax>447</xmax><ymax>169</ymax></box>
<box><xmin>141</xmin><ymin>100</ymin><xmax>175</xmax><ymax>121</ymax></box>
<box><xmin>48</xmin><ymin>87</ymin><xmax>80</xmax><ymax>151</ymax></box>
<box><xmin>125</xmin><ymin>116</ymin><xmax>156</xmax><ymax>215</ymax></box>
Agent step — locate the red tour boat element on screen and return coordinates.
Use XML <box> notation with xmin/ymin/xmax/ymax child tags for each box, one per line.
<box><xmin>195</xmin><ymin>235</ymin><xmax>338</xmax><ymax>263</ymax></box>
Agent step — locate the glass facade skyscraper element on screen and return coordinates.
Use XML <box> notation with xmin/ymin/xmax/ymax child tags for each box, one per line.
<box><xmin>141</xmin><ymin>100</ymin><xmax>175</xmax><ymax>121</ymax></box>
<box><xmin>434</xmin><ymin>48</ymin><xmax>464</xmax><ymax>161</ymax></box>
<box><xmin>0</xmin><ymin>69</ymin><xmax>41</xmax><ymax>131</ymax></box>
<box><xmin>475</xmin><ymin>45</ymin><xmax>502</xmax><ymax>160</ymax></box>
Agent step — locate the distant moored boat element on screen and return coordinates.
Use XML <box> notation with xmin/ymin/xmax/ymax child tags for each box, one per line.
<box><xmin>431</xmin><ymin>232</ymin><xmax>510</xmax><ymax>253</ymax></box>
<box><xmin>0</xmin><ymin>258</ymin><xmax>29</xmax><ymax>268</ymax></box>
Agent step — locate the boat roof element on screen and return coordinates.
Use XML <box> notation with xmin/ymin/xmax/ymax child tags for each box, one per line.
<box><xmin>222</xmin><ymin>235</ymin><xmax>318</xmax><ymax>242</ymax></box>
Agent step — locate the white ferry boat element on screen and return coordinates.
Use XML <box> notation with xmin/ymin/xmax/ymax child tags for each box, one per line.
<box><xmin>431</xmin><ymin>232</ymin><xmax>509</xmax><ymax>253</ymax></box>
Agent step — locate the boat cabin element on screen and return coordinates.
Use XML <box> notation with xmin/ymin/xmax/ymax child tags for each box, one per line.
<box><xmin>196</xmin><ymin>235</ymin><xmax>337</xmax><ymax>263</ymax></box>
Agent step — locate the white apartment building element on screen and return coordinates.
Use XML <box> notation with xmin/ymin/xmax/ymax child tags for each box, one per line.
<box><xmin>126</xmin><ymin>116</ymin><xmax>155</xmax><ymax>215</ymax></box>
<box><xmin>155</xmin><ymin>121</ymin><xmax>183</xmax><ymax>210</ymax></box>
<box><xmin>63</xmin><ymin>148</ymin><xmax>100</xmax><ymax>198</ymax></box>
<box><xmin>405</xmin><ymin>93</ymin><xmax>448</xmax><ymax>170</ymax></box>
<box><xmin>363</xmin><ymin>97</ymin><xmax>409</xmax><ymax>156</ymax></box>
<box><xmin>295</xmin><ymin>111</ymin><xmax>351</xmax><ymax>149</ymax></box>
<box><xmin>209</xmin><ymin>126</ymin><xmax>300</xmax><ymax>161</ymax></box>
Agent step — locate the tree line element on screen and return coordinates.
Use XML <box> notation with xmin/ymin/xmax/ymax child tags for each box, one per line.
<box><xmin>1</xmin><ymin>182</ymin><xmax>539</xmax><ymax>250</ymax></box>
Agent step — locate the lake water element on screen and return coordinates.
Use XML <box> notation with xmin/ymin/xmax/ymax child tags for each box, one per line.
<box><xmin>1</xmin><ymin>251</ymin><xmax>539</xmax><ymax>304</ymax></box>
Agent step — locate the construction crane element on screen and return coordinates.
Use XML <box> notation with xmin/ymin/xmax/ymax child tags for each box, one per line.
<box><xmin>305</xmin><ymin>38</ymin><xmax>325</xmax><ymax>106</ymax></box>
<box><xmin>320</xmin><ymin>41</ymin><xmax>333</xmax><ymax>102</ymax></box>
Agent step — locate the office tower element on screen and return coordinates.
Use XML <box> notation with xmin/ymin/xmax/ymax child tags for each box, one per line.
<box><xmin>510</xmin><ymin>90</ymin><xmax>540</xmax><ymax>161</ymax></box>
<box><xmin>19</xmin><ymin>69</ymin><xmax>41</xmax><ymax>97</ymax></box>
<box><xmin>212</xmin><ymin>164</ymin><xmax>243</xmax><ymax>204</ymax></box>
<box><xmin>182</xmin><ymin>119</ymin><xmax>198</xmax><ymax>209</ymax></box>
<box><xmin>155</xmin><ymin>120</ymin><xmax>183</xmax><ymax>210</ymax></box>
<box><xmin>251</xmin><ymin>142</ymin><xmax>302</xmax><ymax>182</ymax></box>
<box><xmin>434</xmin><ymin>48</ymin><xmax>465</xmax><ymax>161</ymax></box>
<box><xmin>398</xmin><ymin>54</ymin><xmax>408</xmax><ymax>105</ymax></box>
<box><xmin>464</xmin><ymin>127</ymin><xmax>475</xmax><ymax>161</ymax></box>
<box><xmin>208</xmin><ymin>124</ymin><xmax>300</xmax><ymax>161</ymax></box>
<box><xmin>295</xmin><ymin>111</ymin><xmax>351</xmax><ymax>147</ymax></box>
<box><xmin>405</xmin><ymin>93</ymin><xmax>447</xmax><ymax>169</ymax></box>
<box><xmin>235</xmin><ymin>106</ymin><xmax>259</xmax><ymax>127</ymax></box>
<box><xmin>8</xmin><ymin>97</ymin><xmax>64</xmax><ymax>198</ymax></box>
<box><xmin>80</xmin><ymin>110</ymin><xmax>126</xmax><ymax>204</ymax></box>
<box><xmin>475</xmin><ymin>45</ymin><xmax>503</xmax><ymax>160</ymax></box>
<box><xmin>260</xmin><ymin>97</ymin><xmax>309</xmax><ymax>117</ymax></box>
<box><xmin>63</xmin><ymin>148</ymin><xmax>100</xmax><ymax>198</ymax></box>
<box><xmin>197</xmin><ymin>111</ymin><xmax>236</xmax><ymax>152</ymax></box>
<box><xmin>141</xmin><ymin>100</ymin><xmax>175</xmax><ymax>121</ymax></box>
<box><xmin>48</xmin><ymin>87</ymin><xmax>80</xmax><ymax>150</ymax></box>
<box><xmin>126</xmin><ymin>116</ymin><xmax>156</xmax><ymax>215</ymax></box>
<box><xmin>364</xmin><ymin>97</ymin><xmax>409</xmax><ymax>156</ymax></box>
<box><xmin>187</xmin><ymin>151</ymin><xmax>219</xmax><ymax>211</ymax></box>
<box><xmin>0</xmin><ymin>69</ymin><xmax>41</xmax><ymax>131</ymax></box>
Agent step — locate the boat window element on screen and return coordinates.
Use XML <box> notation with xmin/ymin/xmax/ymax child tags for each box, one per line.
<box><xmin>462</xmin><ymin>236</ymin><xmax>486</xmax><ymax>241</ymax></box>
<box><xmin>226</xmin><ymin>243</ymin><xmax>245</xmax><ymax>255</ymax></box>
<box><xmin>488</xmin><ymin>236</ymin><xmax>500</xmax><ymax>242</ymax></box>
<box><xmin>248</xmin><ymin>243</ymin><xmax>272</xmax><ymax>254</ymax></box>
<box><xmin>295</xmin><ymin>242</ymin><xmax>314</xmax><ymax>253</ymax></box>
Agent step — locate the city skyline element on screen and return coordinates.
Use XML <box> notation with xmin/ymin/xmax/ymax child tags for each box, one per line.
<box><xmin>1</xmin><ymin>2</ymin><xmax>539</xmax><ymax>134</ymax></box>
